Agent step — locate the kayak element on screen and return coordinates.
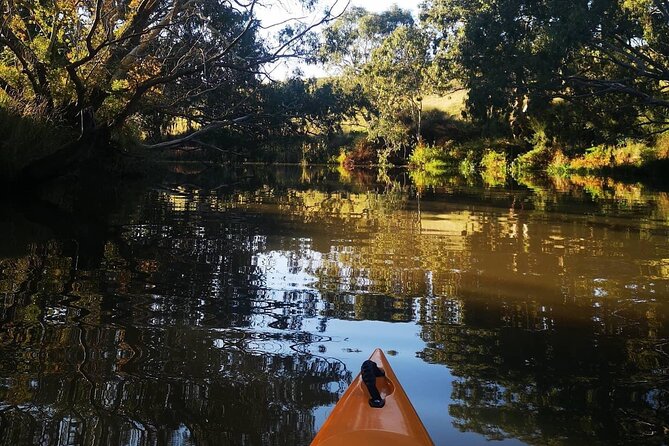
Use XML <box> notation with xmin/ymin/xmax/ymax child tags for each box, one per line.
<box><xmin>310</xmin><ymin>348</ymin><xmax>434</xmax><ymax>446</ymax></box>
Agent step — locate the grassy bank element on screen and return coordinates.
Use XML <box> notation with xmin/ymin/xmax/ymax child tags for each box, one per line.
<box><xmin>0</xmin><ymin>106</ymin><xmax>74</xmax><ymax>181</ymax></box>
<box><xmin>404</xmin><ymin>134</ymin><xmax>669</xmax><ymax>184</ymax></box>
<box><xmin>334</xmin><ymin>89</ymin><xmax>669</xmax><ymax>181</ymax></box>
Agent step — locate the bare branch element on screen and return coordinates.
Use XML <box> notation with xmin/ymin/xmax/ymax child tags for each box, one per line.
<box><xmin>85</xmin><ymin>0</ymin><xmax>104</xmax><ymax>56</ymax></box>
<box><xmin>565</xmin><ymin>76</ymin><xmax>669</xmax><ymax>108</ymax></box>
<box><xmin>141</xmin><ymin>115</ymin><xmax>252</xmax><ymax>150</ymax></box>
<box><xmin>267</xmin><ymin>0</ymin><xmax>350</xmax><ymax>60</ymax></box>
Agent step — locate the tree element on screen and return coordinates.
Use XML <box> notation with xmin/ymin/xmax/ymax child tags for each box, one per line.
<box><xmin>363</xmin><ymin>25</ymin><xmax>432</xmax><ymax>152</ymax></box>
<box><xmin>421</xmin><ymin>0</ymin><xmax>669</xmax><ymax>143</ymax></box>
<box><xmin>320</xmin><ymin>5</ymin><xmax>414</xmax><ymax>75</ymax></box>
<box><xmin>320</xmin><ymin>6</ymin><xmax>433</xmax><ymax>159</ymax></box>
<box><xmin>0</xmin><ymin>0</ymin><xmax>346</xmax><ymax>180</ymax></box>
<box><xmin>256</xmin><ymin>77</ymin><xmax>364</xmax><ymax>138</ymax></box>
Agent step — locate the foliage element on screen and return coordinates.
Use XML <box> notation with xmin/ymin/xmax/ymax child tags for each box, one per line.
<box><xmin>253</xmin><ymin>78</ymin><xmax>364</xmax><ymax>139</ymax></box>
<box><xmin>479</xmin><ymin>150</ymin><xmax>507</xmax><ymax>186</ymax></box>
<box><xmin>0</xmin><ymin>0</ymin><xmax>262</xmax><ymax>129</ymax></box>
<box><xmin>321</xmin><ymin>7</ymin><xmax>435</xmax><ymax>158</ymax></box>
<box><xmin>363</xmin><ymin>25</ymin><xmax>432</xmax><ymax>148</ymax></box>
<box><xmin>420</xmin><ymin>109</ymin><xmax>479</xmax><ymax>145</ymax></box>
<box><xmin>409</xmin><ymin>168</ymin><xmax>448</xmax><ymax>191</ymax></box>
<box><xmin>340</xmin><ymin>138</ymin><xmax>379</xmax><ymax>168</ymax></box>
<box><xmin>320</xmin><ymin>5</ymin><xmax>414</xmax><ymax>75</ymax></box>
<box><xmin>335</xmin><ymin>150</ymin><xmax>348</xmax><ymax>166</ymax></box>
<box><xmin>653</xmin><ymin>132</ymin><xmax>669</xmax><ymax>159</ymax></box>
<box><xmin>458</xmin><ymin>153</ymin><xmax>477</xmax><ymax>178</ymax></box>
<box><xmin>545</xmin><ymin>150</ymin><xmax>573</xmax><ymax>176</ymax></box>
<box><xmin>0</xmin><ymin>0</ymin><xmax>340</xmax><ymax>175</ymax></box>
<box><xmin>409</xmin><ymin>143</ymin><xmax>449</xmax><ymax>174</ymax></box>
<box><xmin>408</xmin><ymin>143</ymin><xmax>460</xmax><ymax>192</ymax></box>
<box><xmin>568</xmin><ymin>140</ymin><xmax>654</xmax><ymax>170</ymax></box>
<box><xmin>421</xmin><ymin>0</ymin><xmax>669</xmax><ymax>146</ymax></box>
<box><xmin>509</xmin><ymin>136</ymin><xmax>669</xmax><ymax>174</ymax></box>
<box><xmin>511</xmin><ymin>146</ymin><xmax>554</xmax><ymax>173</ymax></box>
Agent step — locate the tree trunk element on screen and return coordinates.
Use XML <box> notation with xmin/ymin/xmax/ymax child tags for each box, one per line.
<box><xmin>417</xmin><ymin>101</ymin><xmax>422</xmax><ymax>143</ymax></box>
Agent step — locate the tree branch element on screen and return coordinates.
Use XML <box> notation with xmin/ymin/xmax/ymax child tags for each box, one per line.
<box><xmin>565</xmin><ymin>76</ymin><xmax>669</xmax><ymax>108</ymax></box>
<box><xmin>0</xmin><ymin>30</ymin><xmax>53</xmax><ymax>108</ymax></box>
<box><xmin>140</xmin><ymin>115</ymin><xmax>252</xmax><ymax>150</ymax></box>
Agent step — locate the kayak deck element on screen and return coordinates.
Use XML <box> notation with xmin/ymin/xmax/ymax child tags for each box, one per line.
<box><xmin>311</xmin><ymin>349</ymin><xmax>434</xmax><ymax>446</ymax></box>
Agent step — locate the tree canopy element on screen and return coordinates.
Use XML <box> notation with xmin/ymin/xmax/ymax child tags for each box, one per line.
<box><xmin>320</xmin><ymin>6</ymin><xmax>434</xmax><ymax>154</ymax></box>
<box><xmin>2</xmin><ymin>0</ymin><xmax>669</xmax><ymax>176</ymax></box>
<box><xmin>0</xmin><ymin>0</ymin><xmax>344</xmax><ymax>147</ymax></box>
<box><xmin>421</xmin><ymin>0</ymin><xmax>669</xmax><ymax>143</ymax></box>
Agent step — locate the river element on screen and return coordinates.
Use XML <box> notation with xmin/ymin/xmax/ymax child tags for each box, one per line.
<box><xmin>0</xmin><ymin>165</ymin><xmax>667</xmax><ymax>445</ymax></box>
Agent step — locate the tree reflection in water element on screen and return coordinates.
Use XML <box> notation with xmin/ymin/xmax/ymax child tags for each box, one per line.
<box><xmin>0</xmin><ymin>193</ymin><xmax>350</xmax><ymax>445</ymax></box>
<box><xmin>1</xmin><ymin>166</ymin><xmax>668</xmax><ymax>445</ymax></box>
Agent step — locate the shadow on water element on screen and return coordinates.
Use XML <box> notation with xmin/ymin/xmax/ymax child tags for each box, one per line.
<box><xmin>0</xmin><ymin>164</ymin><xmax>668</xmax><ymax>445</ymax></box>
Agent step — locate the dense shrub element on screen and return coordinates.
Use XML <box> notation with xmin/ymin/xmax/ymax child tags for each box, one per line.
<box><xmin>654</xmin><ymin>133</ymin><xmax>669</xmax><ymax>160</ymax></box>
<box><xmin>511</xmin><ymin>146</ymin><xmax>554</xmax><ymax>172</ymax></box>
<box><xmin>479</xmin><ymin>150</ymin><xmax>507</xmax><ymax>186</ymax></box>
<box><xmin>409</xmin><ymin>143</ymin><xmax>449</xmax><ymax>174</ymax></box>
<box><xmin>419</xmin><ymin>110</ymin><xmax>478</xmax><ymax>145</ymax></box>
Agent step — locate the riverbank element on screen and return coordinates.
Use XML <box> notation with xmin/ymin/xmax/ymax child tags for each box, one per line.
<box><xmin>3</xmin><ymin>102</ymin><xmax>669</xmax><ymax>186</ymax></box>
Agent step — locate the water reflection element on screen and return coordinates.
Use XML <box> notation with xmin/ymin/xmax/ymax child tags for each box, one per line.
<box><xmin>1</xmin><ymin>166</ymin><xmax>668</xmax><ymax>445</ymax></box>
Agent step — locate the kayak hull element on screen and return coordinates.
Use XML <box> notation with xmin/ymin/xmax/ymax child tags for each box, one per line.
<box><xmin>310</xmin><ymin>349</ymin><xmax>434</xmax><ymax>446</ymax></box>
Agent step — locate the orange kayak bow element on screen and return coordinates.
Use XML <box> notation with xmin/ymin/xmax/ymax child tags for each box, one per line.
<box><xmin>310</xmin><ymin>349</ymin><xmax>434</xmax><ymax>446</ymax></box>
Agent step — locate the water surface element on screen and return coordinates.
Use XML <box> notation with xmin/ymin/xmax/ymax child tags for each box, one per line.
<box><xmin>1</xmin><ymin>166</ymin><xmax>668</xmax><ymax>445</ymax></box>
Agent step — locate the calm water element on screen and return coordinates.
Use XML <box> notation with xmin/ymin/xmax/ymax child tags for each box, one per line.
<box><xmin>1</xmin><ymin>166</ymin><xmax>668</xmax><ymax>445</ymax></box>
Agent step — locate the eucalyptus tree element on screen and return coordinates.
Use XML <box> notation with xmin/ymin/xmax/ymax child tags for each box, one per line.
<box><xmin>320</xmin><ymin>6</ymin><xmax>433</xmax><ymax>157</ymax></box>
<box><xmin>320</xmin><ymin>5</ymin><xmax>415</xmax><ymax>75</ymax></box>
<box><xmin>363</xmin><ymin>25</ymin><xmax>432</xmax><ymax>153</ymax></box>
<box><xmin>0</xmin><ymin>0</ymin><xmax>346</xmax><ymax>179</ymax></box>
<box><xmin>421</xmin><ymin>0</ymin><xmax>669</xmax><ymax>143</ymax></box>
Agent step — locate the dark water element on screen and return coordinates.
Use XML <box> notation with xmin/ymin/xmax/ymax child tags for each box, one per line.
<box><xmin>1</xmin><ymin>166</ymin><xmax>668</xmax><ymax>445</ymax></box>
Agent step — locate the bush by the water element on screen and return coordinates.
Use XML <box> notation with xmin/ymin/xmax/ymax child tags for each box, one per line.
<box><xmin>408</xmin><ymin>143</ymin><xmax>449</xmax><ymax>175</ymax></box>
<box><xmin>480</xmin><ymin>150</ymin><xmax>507</xmax><ymax>186</ymax></box>
<box><xmin>339</xmin><ymin>138</ymin><xmax>379</xmax><ymax>169</ymax></box>
<box><xmin>547</xmin><ymin>136</ymin><xmax>669</xmax><ymax>173</ymax></box>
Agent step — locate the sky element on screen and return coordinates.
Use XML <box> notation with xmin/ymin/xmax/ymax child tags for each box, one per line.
<box><xmin>255</xmin><ymin>0</ymin><xmax>422</xmax><ymax>79</ymax></box>
<box><xmin>256</xmin><ymin>0</ymin><xmax>420</xmax><ymax>22</ymax></box>
<box><xmin>332</xmin><ymin>0</ymin><xmax>420</xmax><ymax>13</ymax></box>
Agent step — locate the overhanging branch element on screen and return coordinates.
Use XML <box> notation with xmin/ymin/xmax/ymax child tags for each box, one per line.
<box><xmin>140</xmin><ymin>115</ymin><xmax>252</xmax><ymax>150</ymax></box>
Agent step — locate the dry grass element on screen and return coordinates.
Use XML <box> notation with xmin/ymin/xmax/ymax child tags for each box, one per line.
<box><xmin>422</xmin><ymin>90</ymin><xmax>468</xmax><ymax>117</ymax></box>
<box><xmin>340</xmin><ymin>90</ymin><xmax>468</xmax><ymax>134</ymax></box>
